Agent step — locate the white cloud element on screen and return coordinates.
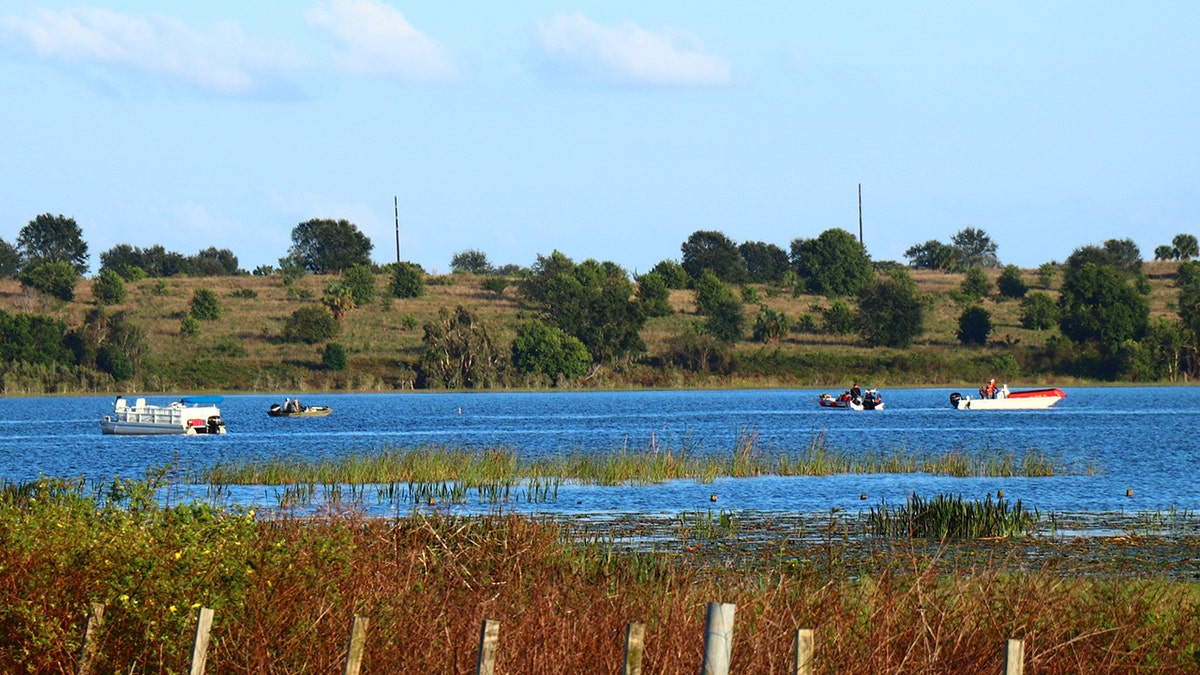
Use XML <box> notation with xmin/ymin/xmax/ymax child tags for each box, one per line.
<box><xmin>305</xmin><ymin>0</ymin><xmax>457</xmax><ymax>82</ymax></box>
<box><xmin>535</xmin><ymin>12</ymin><xmax>731</xmax><ymax>87</ymax></box>
<box><xmin>0</xmin><ymin>7</ymin><xmax>301</xmax><ymax>95</ymax></box>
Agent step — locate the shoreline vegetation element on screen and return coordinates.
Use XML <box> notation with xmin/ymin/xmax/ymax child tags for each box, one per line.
<box><xmin>0</xmin><ymin>260</ymin><xmax>1193</xmax><ymax>396</ymax></box>
<box><xmin>4</xmin><ymin>477</ymin><xmax>1200</xmax><ymax>673</ymax></box>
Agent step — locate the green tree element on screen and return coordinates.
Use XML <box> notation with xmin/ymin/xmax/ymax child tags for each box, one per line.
<box><xmin>286</xmin><ymin>218</ymin><xmax>373</xmax><ymax>274</ymax></box>
<box><xmin>17</xmin><ymin>213</ymin><xmax>89</xmax><ymax>275</ymax></box>
<box><xmin>1058</xmin><ymin>262</ymin><xmax>1148</xmax><ymax>351</ymax></box>
<box><xmin>450</xmin><ymin>249</ymin><xmax>493</xmax><ymax>275</ymax></box>
<box><xmin>418</xmin><ymin>305</ymin><xmax>507</xmax><ymax>388</ymax></box>
<box><xmin>1173</xmin><ymin>233</ymin><xmax>1199</xmax><ymax>261</ymax></box>
<box><xmin>341</xmin><ymin>264</ymin><xmax>377</xmax><ymax>305</ymax></box>
<box><xmin>511</xmin><ymin>319</ymin><xmax>591</xmax><ymax>381</ymax></box>
<box><xmin>0</xmin><ymin>310</ymin><xmax>71</xmax><ymax>366</ymax></box>
<box><xmin>790</xmin><ymin>228</ymin><xmax>873</xmax><ymax>297</ymax></box>
<box><xmin>738</xmin><ymin>241</ymin><xmax>789</xmax><ymax>283</ymax></box>
<box><xmin>635</xmin><ymin>272</ymin><xmax>673</xmax><ymax>317</ymax></box>
<box><xmin>0</xmin><ymin>238</ymin><xmax>20</xmax><ymax>279</ymax></box>
<box><xmin>904</xmin><ymin>239</ymin><xmax>958</xmax><ymax>272</ymax></box>
<box><xmin>388</xmin><ymin>262</ymin><xmax>425</xmax><ymax>299</ymax></box>
<box><xmin>184</xmin><ymin>247</ymin><xmax>240</xmax><ymax>276</ymax></box>
<box><xmin>189</xmin><ymin>289</ymin><xmax>222</xmax><ymax>321</ymax></box>
<box><xmin>950</xmin><ymin>227</ymin><xmax>998</xmax><ymax>268</ymax></box>
<box><xmin>663</xmin><ymin>326</ymin><xmax>734</xmax><ymax>374</ymax></box>
<box><xmin>753</xmin><ymin>306</ymin><xmax>791</xmax><ymax>344</ymax></box>
<box><xmin>520</xmin><ymin>252</ymin><xmax>646</xmax><ymax>364</ymax></box>
<box><xmin>322</xmin><ymin>282</ymin><xmax>356</xmax><ymax>320</ymax></box>
<box><xmin>648</xmin><ymin>259</ymin><xmax>690</xmax><ymax>289</ymax></box>
<box><xmin>322</xmin><ymin>342</ymin><xmax>348</xmax><ymax>371</ymax></box>
<box><xmin>820</xmin><ymin>299</ymin><xmax>856</xmax><ymax>334</ymax></box>
<box><xmin>692</xmin><ymin>270</ymin><xmax>735</xmax><ymax>316</ymax></box>
<box><xmin>1036</xmin><ymin>262</ymin><xmax>1057</xmax><ymax>289</ymax></box>
<box><xmin>958</xmin><ymin>267</ymin><xmax>992</xmax><ymax>301</ymax></box>
<box><xmin>956</xmin><ymin>306</ymin><xmax>992</xmax><ymax>346</ymax></box>
<box><xmin>19</xmin><ymin>261</ymin><xmax>79</xmax><ymax>301</ymax></box>
<box><xmin>856</xmin><ymin>269</ymin><xmax>926</xmax><ymax>348</ymax></box>
<box><xmin>1155</xmin><ymin>245</ymin><xmax>1177</xmax><ymax>262</ymax></box>
<box><xmin>704</xmin><ymin>296</ymin><xmax>745</xmax><ymax>343</ymax></box>
<box><xmin>1019</xmin><ymin>291</ymin><xmax>1059</xmax><ymax>330</ymax></box>
<box><xmin>282</xmin><ymin>306</ymin><xmax>340</xmax><ymax>343</ymax></box>
<box><xmin>680</xmin><ymin>230</ymin><xmax>745</xmax><ymax>283</ymax></box>
<box><xmin>1116</xmin><ymin>318</ymin><xmax>1184</xmax><ymax>382</ymax></box>
<box><xmin>93</xmin><ymin>269</ymin><xmax>127</xmax><ymax>305</ymax></box>
<box><xmin>995</xmin><ymin>265</ymin><xmax>1028</xmax><ymax>299</ymax></box>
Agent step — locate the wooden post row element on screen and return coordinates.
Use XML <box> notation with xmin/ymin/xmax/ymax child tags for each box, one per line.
<box><xmin>792</xmin><ymin>628</ymin><xmax>814</xmax><ymax>675</ymax></box>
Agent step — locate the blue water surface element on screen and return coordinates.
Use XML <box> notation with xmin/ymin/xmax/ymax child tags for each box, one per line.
<box><xmin>1</xmin><ymin>387</ymin><xmax>1195</xmax><ymax>516</ymax></box>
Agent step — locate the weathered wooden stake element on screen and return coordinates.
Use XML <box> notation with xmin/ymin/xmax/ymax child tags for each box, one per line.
<box><xmin>791</xmin><ymin>628</ymin><xmax>814</xmax><ymax>675</ymax></box>
<box><xmin>700</xmin><ymin>602</ymin><xmax>736</xmax><ymax>675</ymax></box>
<box><xmin>76</xmin><ymin>602</ymin><xmax>105</xmax><ymax>675</ymax></box>
<box><xmin>188</xmin><ymin>607</ymin><xmax>214</xmax><ymax>675</ymax></box>
<box><xmin>476</xmin><ymin>619</ymin><xmax>500</xmax><ymax>675</ymax></box>
<box><xmin>343</xmin><ymin>615</ymin><xmax>369</xmax><ymax>675</ymax></box>
<box><xmin>623</xmin><ymin>622</ymin><xmax>646</xmax><ymax>675</ymax></box>
<box><xmin>1004</xmin><ymin>638</ymin><xmax>1025</xmax><ymax>675</ymax></box>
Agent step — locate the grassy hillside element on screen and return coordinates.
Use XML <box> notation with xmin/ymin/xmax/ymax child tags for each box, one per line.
<box><xmin>0</xmin><ymin>261</ymin><xmax>1186</xmax><ymax>394</ymax></box>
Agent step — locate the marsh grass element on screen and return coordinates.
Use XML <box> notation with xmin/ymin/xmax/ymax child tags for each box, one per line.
<box><xmin>6</xmin><ymin>477</ymin><xmax>1200</xmax><ymax>673</ymax></box>
<box><xmin>867</xmin><ymin>493</ymin><xmax>1040</xmax><ymax>539</ymax></box>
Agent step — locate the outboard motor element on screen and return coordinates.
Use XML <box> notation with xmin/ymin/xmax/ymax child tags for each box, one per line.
<box><xmin>949</xmin><ymin>392</ymin><xmax>962</xmax><ymax>408</ymax></box>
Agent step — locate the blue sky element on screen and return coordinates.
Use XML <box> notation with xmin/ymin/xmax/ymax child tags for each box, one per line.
<box><xmin>1</xmin><ymin>1</ymin><xmax>1197</xmax><ymax>275</ymax></box>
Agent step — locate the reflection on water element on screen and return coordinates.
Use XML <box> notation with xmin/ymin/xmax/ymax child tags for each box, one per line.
<box><xmin>3</xmin><ymin>387</ymin><xmax>1198</xmax><ymax>515</ymax></box>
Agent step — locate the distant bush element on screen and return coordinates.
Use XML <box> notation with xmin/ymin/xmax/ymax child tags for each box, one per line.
<box><xmin>996</xmin><ymin>265</ymin><xmax>1028</xmax><ymax>299</ymax></box>
<box><xmin>1019</xmin><ymin>291</ymin><xmax>1059</xmax><ymax>330</ymax></box>
<box><xmin>389</xmin><ymin>262</ymin><xmax>425</xmax><ymax>299</ymax></box>
<box><xmin>93</xmin><ymin>269</ymin><xmax>127</xmax><ymax>305</ymax></box>
<box><xmin>342</xmin><ymin>264</ymin><xmax>377</xmax><ymax>305</ymax></box>
<box><xmin>19</xmin><ymin>262</ymin><xmax>78</xmax><ymax>301</ymax></box>
<box><xmin>322</xmin><ymin>342</ymin><xmax>347</xmax><ymax>371</ymax></box>
<box><xmin>180</xmin><ymin>316</ymin><xmax>201</xmax><ymax>338</ymax></box>
<box><xmin>956</xmin><ymin>306</ymin><xmax>992</xmax><ymax>346</ymax></box>
<box><xmin>283</xmin><ymin>306</ymin><xmax>339</xmax><ymax>344</ymax></box>
<box><xmin>189</xmin><ymin>288</ymin><xmax>222</xmax><ymax>321</ymax></box>
<box><xmin>229</xmin><ymin>288</ymin><xmax>258</xmax><ymax>299</ymax></box>
<box><xmin>820</xmin><ymin>299</ymin><xmax>856</xmax><ymax>334</ymax></box>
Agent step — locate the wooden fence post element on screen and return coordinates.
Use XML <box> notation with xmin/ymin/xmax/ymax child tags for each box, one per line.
<box><xmin>623</xmin><ymin>622</ymin><xmax>646</xmax><ymax>675</ymax></box>
<box><xmin>343</xmin><ymin>615</ymin><xmax>369</xmax><ymax>675</ymax></box>
<box><xmin>188</xmin><ymin>607</ymin><xmax>214</xmax><ymax>675</ymax></box>
<box><xmin>76</xmin><ymin>602</ymin><xmax>105</xmax><ymax>675</ymax></box>
<box><xmin>700</xmin><ymin>602</ymin><xmax>736</xmax><ymax>675</ymax></box>
<box><xmin>476</xmin><ymin>619</ymin><xmax>500</xmax><ymax>675</ymax></box>
<box><xmin>1004</xmin><ymin>638</ymin><xmax>1025</xmax><ymax>675</ymax></box>
<box><xmin>792</xmin><ymin>628</ymin><xmax>814</xmax><ymax>675</ymax></box>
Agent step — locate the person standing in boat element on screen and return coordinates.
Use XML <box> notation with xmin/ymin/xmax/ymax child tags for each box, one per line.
<box><xmin>283</xmin><ymin>397</ymin><xmax>292</xmax><ymax>412</ymax></box>
<box><xmin>981</xmin><ymin>378</ymin><xmax>997</xmax><ymax>399</ymax></box>
<box><xmin>849</xmin><ymin>382</ymin><xmax>862</xmax><ymax>403</ymax></box>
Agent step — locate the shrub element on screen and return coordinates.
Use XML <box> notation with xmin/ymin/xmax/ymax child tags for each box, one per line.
<box><xmin>636</xmin><ymin>272</ymin><xmax>672</xmax><ymax>317</ymax></box>
<box><xmin>959</xmin><ymin>267</ymin><xmax>992</xmax><ymax>301</ymax></box>
<box><xmin>481</xmin><ymin>277</ymin><xmax>509</xmax><ymax>295</ymax></box>
<box><xmin>1019</xmin><ymin>292</ymin><xmax>1059</xmax><ymax>330</ymax></box>
<box><xmin>97</xmin><ymin>343</ymin><xmax>133</xmax><ymax>380</ymax></box>
<box><xmin>19</xmin><ymin>261</ymin><xmax>78</xmax><ymax>301</ymax></box>
<box><xmin>996</xmin><ymin>265</ymin><xmax>1028</xmax><ymax>299</ymax></box>
<box><xmin>956</xmin><ymin>306</ymin><xmax>992</xmax><ymax>346</ymax></box>
<box><xmin>820</xmin><ymin>299</ymin><xmax>856</xmax><ymax>334</ymax></box>
<box><xmin>341</xmin><ymin>264</ymin><xmax>377</xmax><ymax>305</ymax></box>
<box><xmin>189</xmin><ymin>288</ymin><xmax>222</xmax><ymax>321</ymax></box>
<box><xmin>511</xmin><ymin>319</ymin><xmax>591</xmax><ymax>380</ymax></box>
<box><xmin>229</xmin><ymin>288</ymin><xmax>258</xmax><ymax>299</ymax></box>
<box><xmin>93</xmin><ymin>269</ymin><xmax>127</xmax><ymax>305</ymax></box>
<box><xmin>283</xmin><ymin>306</ymin><xmax>340</xmax><ymax>344</ymax></box>
<box><xmin>753</xmin><ymin>306</ymin><xmax>791</xmax><ymax>344</ymax></box>
<box><xmin>322</xmin><ymin>342</ymin><xmax>348</xmax><ymax>371</ymax></box>
<box><xmin>857</xmin><ymin>269</ymin><xmax>926</xmax><ymax>348</ymax></box>
<box><xmin>389</xmin><ymin>262</ymin><xmax>425</xmax><ymax>299</ymax></box>
<box><xmin>177</xmin><ymin>316</ymin><xmax>200</xmax><ymax>340</ymax></box>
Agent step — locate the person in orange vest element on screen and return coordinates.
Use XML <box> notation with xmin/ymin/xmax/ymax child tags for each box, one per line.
<box><xmin>981</xmin><ymin>378</ymin><xmax>997</xmax><ymax>399</ymax></box>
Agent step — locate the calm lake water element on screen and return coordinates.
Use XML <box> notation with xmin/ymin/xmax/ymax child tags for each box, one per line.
<box><xmin>1</xmin><ymin>387</ymin><xmax>1196</xmax><ymax>517</ymax></box>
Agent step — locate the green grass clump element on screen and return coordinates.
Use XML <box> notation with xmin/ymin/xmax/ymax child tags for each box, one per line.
<box><xmin>866</xmin><ymin>493</ymin><xmax>1040</xmax><ymax>539</ymax></box>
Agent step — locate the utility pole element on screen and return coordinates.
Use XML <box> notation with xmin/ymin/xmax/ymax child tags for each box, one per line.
<box><xmin>858</xmin><ymin>183</ymin><xmax>863</xmax><ymax>245</ymax></box>
<box><xmin>394</xmin><ymin>196</ymin><xmax>400</xmax><ymax>263</ymax></box>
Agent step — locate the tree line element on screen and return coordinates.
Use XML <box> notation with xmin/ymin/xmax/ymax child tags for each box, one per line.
<box><xmin>3</xmin><ymin>211</ymin><xmax>1200</xmax><ymax>389</ymax></box>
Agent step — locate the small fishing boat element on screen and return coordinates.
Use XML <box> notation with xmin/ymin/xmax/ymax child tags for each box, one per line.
<box><xmin>818</xmin><ymin>389</ymin><xmax>884</xmax><ymax>410</ymax></box>
<box><xmin>949</xmin><ymin>385</ymin><xmax>1066</xmax><ymax>410</ymax></box>
<box><xmin>100</xmin><ymin>396</ymin><xmax>226</xmax><ymax>435</ymax></box>
<box><xmin>268</xmin><ymin>404</ymin><xmax>332</xmax><ymax>417</ymax></box>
